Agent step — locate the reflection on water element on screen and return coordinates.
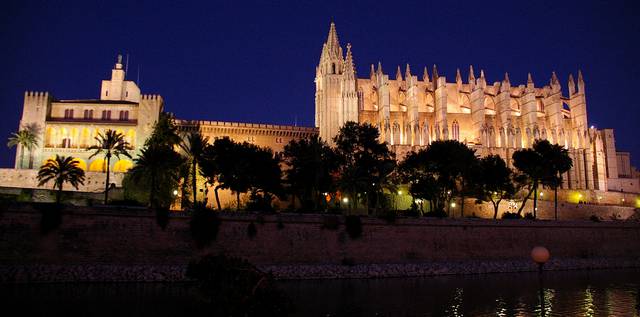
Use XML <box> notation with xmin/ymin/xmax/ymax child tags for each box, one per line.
<box><xmin>0</xmin><ymin>269</ymin><xmax>638</xmax><ymax>316</ymax></box>
<box><xmin>280</xmin><ymin>269</ymin><xmax>640</xmax><ymax>316</ymax></box>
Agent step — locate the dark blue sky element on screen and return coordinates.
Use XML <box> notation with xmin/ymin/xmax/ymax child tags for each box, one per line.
<box><xmin>2</xmin><ymin>0</ymin><xmax>639</xmax><ymax>167</ymax></box>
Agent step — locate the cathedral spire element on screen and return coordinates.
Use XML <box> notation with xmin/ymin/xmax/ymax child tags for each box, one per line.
<box><xmin>370</xmin><ymin>64</ymin><xmax>375</xmax><ymax>80</ymax></box>
<box><xmin>377</xmin><ymin>61</ymin><xmax>383</xmax><ymax>75</ymax></box>
<box><xmin>396</xmin><ymin>65</ymin><xmax>403</xmax><ymax>81</ymax></box>
<box><xmin>423</xmin><ymin>66</ymin><xmax>430</xmax><ymax>83</ymax></box>
<box><xmin>527</xmin><ymin>73</ymin><xmax>534</xmax><ymax>85</ymax></box>
<box><xmin>551</xmin><ymin>71</ymin><xmax>559</xmax><ymax>85</ymax></box>
<box><xmin>405</xmin><ymin>63</ymin><xmax>412</xmax><ymax>78</ymax></box>
<box><xmin>577</xmin><ymin>69</ymin><xmax>585</xmax><ymax>93</ymax></box>
<box><xmin>478</xmin><ymin>69</ymin><xmax>486</xmax><ymax>88</ymax></box>
<box><xmin>455</xmin><ymin>68</ymin><xmax>462</xmax><ymax>84</ymax></box>
<box><xmin>503</xmin><ymin>72</ymin><xmax>510</xmax><ymax>84</ymax></box>
<box><xmin>468</xmin><ymin>65</ymin><xmax>475</xmax><ymax>83</ymax></box>
<box><xmin>432</xmin><ymin>64</ymin><xmax>439</xmax><ymax>82</ymax></box>
<box><xmin>526</xmin><ymin>73</ymin><xmax>535</xmax><ymax>92</ymax></box>
<box><xmin>500</xmin><ymin>72</ymin><xmax>510</xmax><ymax>92</ymax></box>
<box><xmin>325</xmin><ymin>21</ymin><xmax>341</xmax><ymax>57</ymax></box>
<box><xmin>343</xmin><ymin>43</ymin><xmax>355</xmax><ymax>77</ymax></box>
<box><xmin>568</xmin><ymin>73</ymin><xmax>576</xmax><ymax>95</ymax></box>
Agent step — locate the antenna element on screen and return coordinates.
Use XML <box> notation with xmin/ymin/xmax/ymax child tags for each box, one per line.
<box><xmin>125</xmin><ymin>53</ymin><xmax>130</xmax><ymax>77</ymax></box>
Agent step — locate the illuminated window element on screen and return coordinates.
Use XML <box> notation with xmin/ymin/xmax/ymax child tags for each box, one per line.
<box><xmin>275</xmin><ymin>137</ymin><xmax>283</xmax><ymax>144</ymax></box>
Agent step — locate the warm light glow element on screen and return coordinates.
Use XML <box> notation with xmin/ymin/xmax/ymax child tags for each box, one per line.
<box><xmin>450</xmin><ymin>202</ymin><xmax>456</xmax><ymax>208</ymax></box>
<box><xmin>342</xmin><ymin>197</ymin><xmax>349</xmax><ymax>203</ymax></box>
<box><xmin>397</xmin><ymin>190</ymin><xmax>402</xmax><ymax>195</ymax></box>
<box><xmin>531</xmin><ymin>246</ymin><xmax>551</xmax><ymax>264</ymax></box>
<box><xmin>539</xmin><ymin>192</ymin><xmax>544</xmax><ymax>197</ymax></box>
<box><xmin>172</xmin><ymin>190</ymin><xmax>178</xmax><ymax>196</ymax></box>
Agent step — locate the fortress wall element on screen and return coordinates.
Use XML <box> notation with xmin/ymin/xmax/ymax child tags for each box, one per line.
<box><xmin>0</xmin><ymin>207</ymin><xmax>638</xmax><ymax>268</ymax></box>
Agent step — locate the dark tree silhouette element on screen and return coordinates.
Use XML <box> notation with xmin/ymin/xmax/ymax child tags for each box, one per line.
<box><xmin>88</xmin><ymin>129</ymin><xmax>131</xmax><ymax>204</ymax></box>
<box><xmin>129</xmin><ymin>144</ymin><xmax>184</xmax><ymax>208</ymax></box>
<box><xmin>281</xmin><ymin>135</ymin><xmax>337</xmax><ymax>211</ymax></box>
<box><xmin>37</xmin><ymin>155</ymin><xmax>86</xmax><ymax>204</ymax></box>
<box><xmin>180</xmin><ymin>131</ymin><xmax>209</xmax><ymax>206</ymax></box>
<box><xmin>472</xmin><ymin>155</ymin><xmax>515</xmax><ymax>219</ymax></box>
<box><xmin>333</xmin><ymin>121</ymin><xmax>396</xmax><ymax>213</ymax></box>
<box><xmin>537</xmin><ymin>141</ymin><xmax>573</xmax><ymax>220</ymax></box>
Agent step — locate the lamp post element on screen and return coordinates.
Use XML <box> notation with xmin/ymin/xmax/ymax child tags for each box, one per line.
<box><xmin>531</xmin><ymin>246</ymin><xmax>550</xmax><ymax>316</ymax></box>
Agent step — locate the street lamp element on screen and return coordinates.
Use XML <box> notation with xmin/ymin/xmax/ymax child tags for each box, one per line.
<box><xmin>531</xmin><ymin>246</ymin><xmax>551</xmax><ymax>316</ymax></box>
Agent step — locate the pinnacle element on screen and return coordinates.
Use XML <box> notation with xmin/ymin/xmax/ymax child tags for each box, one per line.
<box><xmin>527</xmin><ymin>73</ymin><xmax>533</xmax><ymax>84</ymax></box>
<box><xmin>423</xmin><ymin>66</ymin><xmax>430</xmax><ymax>82</ymax></box>
<box><xmin>468</xmin><ymin>65</ymin><xmax>475</xmax><ymax>82</ymax></box>
<box><xmin>396</xmin><ymin>65</ymin><xmax>402</xmax><ymax>81</ymax></box>
<box><xmin>455</xmin><ymin>68</ymin><xmax>462</xmax><ymax>83</ymax></box>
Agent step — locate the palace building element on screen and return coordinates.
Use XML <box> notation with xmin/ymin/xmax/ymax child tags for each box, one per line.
<box><xmin>315</xmin><ymin>22</ymin><xmax>639</xmax><ymax>193</ymax></box>
<box><xmin>2</xmin><ymin>22</ymin><xmax>639</xmax><ymax>200</ymax></box>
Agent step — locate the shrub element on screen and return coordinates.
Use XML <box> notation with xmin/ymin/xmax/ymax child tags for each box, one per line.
<box><xmin>155</xmin><ymin>207</ymin><xmax>170</xmax><ymax>230</ymax></box>
<box><xmin>322</xmin><ymin>215</ymin><xmax>340</xmax><ymax>230</ymax></box>
<box><xmin>424</xmin><ymin>209</ymin><xmax>448</xmax><ymax>218</ymax></box>
<box><xmin>589</xmin><ymin>215</ymin><xmax>601</xmax><ymax>222</ymax></box>
<box><xmin>247</xmin><ymin>222</ymin><xmax>257</xmax><ymax>239</ymax></box>
<box><xmin>245</xmin><ymin>191</ymin><xmax>275</xmax><ymax>212</ymax></box>
<box><xmin>190</xmin><ymin>206</ymin><xmax>221</xmax><ymax>248</ymax></box>
<box><xmin>344</xmin><ymin>215</ymin><xmax>363</xmax><ymax>239</ymax></box>
<box><xmin>501</xmin><ymin>212</ymin><xmax>522</xmax><ymax>219</ymax></box>
<box><xmin>186</xmin><ymin>254</ymin><xmax>292</xmax><ymax>316</ymax></box>
<box><xmin>379</xmin><ymin>210</ymin><xmax>397</xmax><ymax>223</ymax></box>
<box><xmin>36</xmin><ymin>203</ymin><xmax>63</xmax><ymax>234</ymax></box>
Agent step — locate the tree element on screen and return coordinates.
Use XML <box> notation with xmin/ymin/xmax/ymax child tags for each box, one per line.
<box><xmin>399</xmin><ymin>140</ymin><xmax>477</xmax><ymax>216</ymax></box>
<box><xmin>333</xmin><ymin>121</ymin><xmax>396</xmax><ymax>213</ymax></box>
<box><xmin>8</xmin><ymin>124</ymin><xmax>39</xmax><ymax>169</ymax></box>
<box><xmin>472</xmin><ymin>155</ymin><xmax>515</xmax><ymax>219</ymax></box>
<box><xmin>537</xmin><ymin>141</ymin><xmax>573</xmax><ymax>220</ymax></box>
<box><xmin>37</xmin><ymin>155</ymin><xmax>86</xmax><ymax>204</ymax></box>
<box><xmin>512</xmin><ymin>139</ymin><xmax>567</xmax><ymax>218</ymax></box>
<box><xmin>180</xmin><ymin>131</ymin><xmax>209</xmax><ymax>206</ymax></box>
<box><xmin>88</xmin><ymin>129</ymin><xmax>132</xmax><ymax>204</ymax></box>
<box><xmin>281</xmin><ymin>135</ymin><xmax>337</xmax><ymax>211</ymax></box>
<box><xmin>129</xmin><ymin>144</ymin><xmax>184</xmax><ymax>208</ymax></box>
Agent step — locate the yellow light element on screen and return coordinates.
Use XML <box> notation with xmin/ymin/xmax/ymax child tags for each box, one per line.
<box><xmin>172</xmin><ymin>190</ymin><xmax>178</xmax><ymax>196</ymax></box>
<box><xmin>398</xmin><ymin>190</ymin><xmax>402</xmax><ymax>195</ymax></box>
<box><xmin>578</xmin><ymin>193</ymin><xmax>583</xmax><ymax>199</ymax></box>
<box><xmin>450</xmin><ymin>202</ymin><xmax>456</xmax><ymax>208</ymax></box>
<box><xmin>539</xmin><ymin>192</ymin><xmax>544</xmax><ymax>197</ymax></box>
<box><xmin>342</xmin><ymin>197</ymin><xmax>349</xmax><ymax>203</ymax></box>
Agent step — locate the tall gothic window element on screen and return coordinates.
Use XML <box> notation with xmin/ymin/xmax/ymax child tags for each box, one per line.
<box><xmin>452</xmin><ymin>120</ymin><xmax>460</xmax><ymax>141</ymax></box>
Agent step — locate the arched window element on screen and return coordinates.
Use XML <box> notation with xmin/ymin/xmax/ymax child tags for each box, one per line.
<box><xmin>119</xmin><ymin>110</ymin><xmax>129</xmax><ymax>121</ymax></box>
<box><xmin>102</xmin><ymin>110</ymin><xmax>111</xmax><ymax>120</ymax></box>
<box><xmin>64</xmin><ymin>109</ymin><xmax>74</xmax><ymax>119</ymax></box>
<box><xmin>452</xmin><ymin>120</ymin><xmax>460</xmax><ymax>141</ymax></box>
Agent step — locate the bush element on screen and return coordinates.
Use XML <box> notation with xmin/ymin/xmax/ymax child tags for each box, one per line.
<box><xmin>402</xmin><ymin>209</ymin><xmax>421</xmax><ymax>218</ymax></box>
<box><xmin>501</xmin><ymin>212</ymin><xmax>522</xmax><ymax>219</ymax></box>
<box><xmin>379</xmin><ymin>210</ymin><xmax>397</xmax><ymax>223</ymax></box>
<box><xmin>589</xmin><ymin>215</ymin><xmax>601</xmax><ymax>222</ymax></box>
<box><xmin>155</xmin><ymin>207</ymin><xmax>170</xmax><ymax>230</ymax></box>
<box><xmin>345</xmin><ymin>215</ymin><xmax>363</xmax><ymax>239</ymax></box>
<box><xmin>186</xmin><ymin>254</ymin><xmax>292</xmax><ymax>316</ymax></box>
<box><xmin>35</xmin><ymin>203</ymin><xmax>63</xmax><ymax>234</ymax></box>
<box><xmin>190</xmin><ymin>206</ymin><xmax>221</xmax><ymax>248</ymax></box>
<box><xmin>424</xmin><ymin>209</ymin><xmax>448</xmax><ymax>218</ymax></box>
<box><xmin>322</xmin><ymin>215</ymin><xmax>340</xmax><ymax>230</ymax></box>
<box><xmin>247</xmin><ymin>222</ymin><xmax>257</xmax><ymax>239</ymax></box>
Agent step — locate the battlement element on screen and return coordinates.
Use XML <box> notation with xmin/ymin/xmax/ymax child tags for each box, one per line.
<box><xmin>177</xmin><ymin>119</ymin><xmax>318</xmax><ymax>133</ymax></box>
<box><xmin>24</xmin><ymin>91</ymin><xmax>51</xmax><ymax>99</ymax></box>
<box><xmin>141</xmin><ymin>94</ymin><xmax>162</xmax><ymax>101</ymax></box>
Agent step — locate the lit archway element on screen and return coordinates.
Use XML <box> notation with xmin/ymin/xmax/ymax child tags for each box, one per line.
<box><xmin>89</xmin><ymin>159</ymin><xmax>107</xmax><ymax>172</ymax></box>
<box><xmin>113</xmin><ymin>159</ymin><xmax>133</xmax><ymax>172</ymax></box>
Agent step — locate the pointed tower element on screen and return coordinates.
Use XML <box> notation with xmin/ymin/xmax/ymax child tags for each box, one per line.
<box><xmin>423</xmin><ymin>66</ymin><xmax>430</xmax><ymax>84</ymax></box>
<box><xmin>396</xmin><ymin>65</ymin><xmax>403</xmax><ymax>82</ymax></box>
<box><xmin>341</xmin><ymin>43</ymin><xmax>359</xmax><ymax>126</ymax></box>
<box><xmin>568</xmin><ymin>74</ymin><xmax>576</xmax><ymax>96</ymax></box>
<box><xmin>455</xmin><ymin>68</ymin><xmax>462</xmax><ymax>90</ymax></box>
<box><xmin>100</xmin><ymin>54</ymin><xmax>141</xmax><ymax>102</ymax></box>
<box><xmin>315</xmin><ymin>21</ymin><xmax>346</xmax><ymax>143</ymax></box>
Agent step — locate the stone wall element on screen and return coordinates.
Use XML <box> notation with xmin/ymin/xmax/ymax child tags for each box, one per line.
<box><xmin>1</xmin><ymin>207</ymin><xmax>638</xmax><ymax>269</ymax></box>
<box><xmin>0</xmin><ymin>168</ymin><xmax>124</xmax><ymax>193</ymax></box>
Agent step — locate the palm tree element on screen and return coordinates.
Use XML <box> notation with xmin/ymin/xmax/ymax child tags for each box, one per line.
<box><xmin>88</xmin><ymin>129</ymin><xmax>132</xmax><ymax>204</ymax></box>
<box><xmin>8</xmin><ymin>125</ymin><xmax>39</xmax><ymax>169</ymax></box>
<box><xmin>37</xmin><ymin>155</ymin><xmax>86</xmax><ymax>204</ymax></box>
<box><xmin>180</xmin><ymin>131</ymin><xmax>209</xmax><ymax>206</ymax></box>
<box><xmin>129</xmin><ymin>144</ymin><xmax>183</xmax><ymax>208</ymax></box>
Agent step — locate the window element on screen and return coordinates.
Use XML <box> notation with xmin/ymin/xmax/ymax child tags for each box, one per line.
<box><xmin>275</xmin><ymin>137</ymin><xmax>283</xmax><ymax>144</ymax></box>
<box><xmin>62</xmin><ymin>138</ymin><xmax>71</xmax><ymax>148</ymax></box>
<box><xmin>83</xmin><ymin>109</ymin><xmax>94</xmax><ymax>119</ymax></box>
<box><xmin>119</xmin><ymin>110</ymin><xmax>129</xmax><ymax>121</ymax></box>
<box><xmin>101</xmin><ymin>110</ymin><xmax>111</xmax><ymax>120</ymax></box>
<box><xmin>125</xmin><ymin>91</ymin><xmax>129</xmax><ymax>97</ymax></box>
<box><xmin>64</xmin><ymin>109</ymin><xmax>74</xmax><ymax>119</ymax></box>
<box><xmin>105</xmin><ymin>90</ymin><xmax>109</xmax><ymax>96</ymax></box>
<box><xmin>247</xmin><ymin>136</ymin><xmax>255</xmax><ymax>143</ymax></box>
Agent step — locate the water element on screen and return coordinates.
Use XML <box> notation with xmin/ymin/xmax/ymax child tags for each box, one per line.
<box><xmin>0</xmin><ymin>269</ymin><xmax>638</xmax><ymax>316</ymax></box>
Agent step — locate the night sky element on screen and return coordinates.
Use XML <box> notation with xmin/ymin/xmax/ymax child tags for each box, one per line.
<box><xmin>2</xmin><ymin>0</ymin><xmax>639</xmax><ymax>167</ymax></box>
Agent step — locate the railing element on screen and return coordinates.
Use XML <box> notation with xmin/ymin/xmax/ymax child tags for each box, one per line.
<box><xmin>46</xmin><ymin>117</ymin><xmax>138</xmax><ymax>125</ymax></box>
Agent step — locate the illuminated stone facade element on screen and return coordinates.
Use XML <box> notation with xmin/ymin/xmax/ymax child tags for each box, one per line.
<box><xmin>315</xmin><ymin>22</ymin><xmax>639</xmax><ymax>193</ymax></box>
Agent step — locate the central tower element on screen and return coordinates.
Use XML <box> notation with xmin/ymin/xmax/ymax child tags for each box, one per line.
<box><xmin>315</xmin><ymin>22</ymin><xmax>358</xmax><ymax>143</ymax></box>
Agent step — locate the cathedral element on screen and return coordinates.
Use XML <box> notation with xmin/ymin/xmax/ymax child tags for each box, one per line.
<box><xmin>2</xmin><ymin>22</ymin><xmax>638</xmax><ymax>200</ymax></box>
<box><xmin>315</xmin><ymin>22</ymin><xmax>639</xmax><ymax>193</ymax></box>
